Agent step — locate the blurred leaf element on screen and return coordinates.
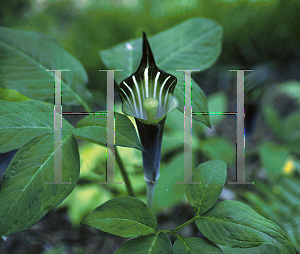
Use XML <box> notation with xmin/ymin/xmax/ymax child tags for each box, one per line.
<box><xmin>59</xmin><ymin>184</ymin><xmax>112</xmax><ymax>225</ymax></box>
<box><xmin>262</xmin><ymin>106</ymin><xmax>282</xmax><ymax>139</ymax></box>
<box><xmin>172</xmin><ymin>236</ymin><xmax>223</xmax><ymax>254</ymax></box>
<box><xmin>0</xmin><ymin>27</ymin><xmax>92</xmax><ymax>110</ymax></box>
<box><xmin>207</xmin><ymin>91</ymin><xmax>228</xmax><ymax>126</ymax></box>
<box><xmin>115</xmin><ymin>232</ymin><xmax>172</xmax><ymax>254</ymax></box>
<box><xmin>0</xmin><ymin>131</ymin><xmax>80</xmax><ymax>236</ymax></box>
<box><xmin>76</xmin><ymin>142</ymin><xmax>107</xmax><ymax>182</ymax></box>
<box><xmin>195</xmin><ymin>200</ymin><xmax>295</xmax><ymax>254</ymax></box>
<box><xmin>72</xmin><ymin>112</ymin><xmax>144</xmax><ymax>151</ymax></box>
<box><xmin>186</xmin><ymin>160</ymin><xmax>227</xmax><ymax>215</ymax></box>
<box><xmin>153</xmin><ymin>154</ymin><xmax>186</xmax><ymax>212</ymax></box>
<box><xmin>200</xmin><ymin>137</ymin><xmax>235</xmax><ymax>165</ymax></box>
<box><xmin>279</xmin><ymin>81</ymin><xmax>300</xmax><ymax>104</ymax></box>
<box><xmin>244</xmin><ymin>177</ymin><xmax>300</xmax><ymax>252</ymax></box>
<box><xmin>100</xmin><ymin>17</ymin><xmax>223</xmax><ymax>126</ymax></box>
<box><xmin>259</xmin><ymin>142</ymin><xmax>290</xmax><ymax>181</ymax></box>
<box><xmin>0</xmin><ymin>100</ymin><xmax>73</xmax><ymax>153</ymax></box>
<box><xmin>283</xmin><ymin>110</ymin><xmax>300</xmax><ymax>142</ymax></box>
<box><xmin>82</xmin><ymin>196</ymin><xmax>157</xmax><ymax>237</ymax></box>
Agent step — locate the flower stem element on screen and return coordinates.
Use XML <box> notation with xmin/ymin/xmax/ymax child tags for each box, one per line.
<box><xmin>115</xmin><ymin>147</ymin><xmax>135</xmax><ymax>197</ymax></box>
<box><xmin>146</xmin><ymin>182</ymin><xmax>156</xmax><ymax>209</ymax></box>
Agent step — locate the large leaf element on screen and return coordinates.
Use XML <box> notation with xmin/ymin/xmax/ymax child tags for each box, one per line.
<box><xmin>186</xmin><ymin>160</ymin><xmax>227</xmax><ymax>215</ymax></box>
<box><xmin>0</xmin><ymin>100</ymin><xmax>73</xmax><ymax>153</ymax></box>
<box><xmin>0</xmin><ymin>27</ymin><xmax>92</xmax><ymax>110</ymax></box>
<box><xmin>100</xmin><ymin>17</ymin><xmax>223</xmax><ymax>125</ymax></box>
<box><xmin>220</xmin><ymin>244</ymin><xmax>280</xmax><ymax>254</ymax></box>
<box><xmin>72</xmin><ymin>112</ymin><xmax>144</xmax><ymax>151</ymax></box>
<box><xmin>82</xmin><ymin>196</ymin><xmax>157</xmax><ymax>237</ymax></box>
<box><xmin>195</xmin><ymin>200</ymin><xmax>295</xmax><ymax>254</ymax></box>
<box><xmin>172</xmin><ymin>236</ymin><xmax>223</xmax><ymax>254</ymax></box>
<box><xmin>0</xmin><ymin>130</ymin><xmax>80</xmax><ymax>236</ymax></box>
<box><xmin>115</xmin><ymin>232</ymin><xmax>172</xmax><ymax>254</ymax></box>
<box><xmin>0</xmin><ymin>87</ymin><xmax>31</xmax><ymax>101</ymax></box>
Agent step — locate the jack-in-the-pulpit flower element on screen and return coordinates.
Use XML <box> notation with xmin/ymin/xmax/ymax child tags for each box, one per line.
<box><xmin>118</xmin><ymin>32</ymin><xmax>178</xmax><ymax>206</ymax></box>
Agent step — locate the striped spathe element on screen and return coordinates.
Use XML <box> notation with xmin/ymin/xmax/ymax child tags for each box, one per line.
<box><xmin>118</xmin><ymin>32</ymin><xmax>178</xmax><ymax>120</ymax></box>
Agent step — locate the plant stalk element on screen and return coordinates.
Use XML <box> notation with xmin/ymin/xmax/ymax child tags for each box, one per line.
<box><xmin>146</xmin><ymin>181</ymin><xmax>156</xmax><ymax>209</ymax></box>
<box><xmin>163</xmin><ymin>216</ymin><xmax>198</xmax><ymax>235</ymax></box>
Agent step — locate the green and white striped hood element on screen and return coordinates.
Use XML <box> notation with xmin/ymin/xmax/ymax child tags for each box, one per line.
<box><xmin>118</xmin><ymin>32</ymin><xmax>178</xmax><ymax>121</ymax></box>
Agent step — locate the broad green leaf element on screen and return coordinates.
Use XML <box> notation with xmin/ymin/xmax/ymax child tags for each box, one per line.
<box><xmin>0</xmin><ymin>27</ymin><xmax>92</xmax><ymax>110</ymax></box>
<box><xmin>195</xmin><ymin>200</ymin><xmax>295</xmax><ymax>254</ymax></box>
<box><xmin>186</xmin><ymin>160</ymin><xmax>227</xmax><ymax>215</ymax></box>
<box><xmin>219</xmin><ymin>244</ymin><xmax>280</xmax><ymax>254</ymax></box>
<box><xmin>72</xmin><ymin>112</ymin><xmax>144</xmax><ymax>151</ymax></box>
<box><xmin>115</xmin><ymin>232</ymin><xmax>172</xmax><ymax>254</ymax></box>
<box><xmin>0</xmin><ymin>100</ymin><xmax>73</xmax><ymax>153</ymax></box>
<box><xmin>100</xmin><ymin>18</ymin><xmax>222</xmax><ymax>83</ymax></box>
<box><xmin>0</xmin><ymin>87</ymin><xmax>31</xmax><ymax>101</ymax></box>
<box><xmin>259</xmin><ymin>142</ymin><xmax>289</xmax><ymax>181</ymax></box>
<box><xmin>0</xmin><ymin>131</ymin><xmax>80</xmax><ymax>236</ymax></box>
<box><xmin>82</xmin><ymin>196</ymin><xmax>157</xmax><ymax>237</ymax></box>
<box><xmin>100</xmin><ymin>17</ymin><xmax>223</xmax><ymax>126</ymax></box>
<box><xmin>172</xmin><ymin>236</ymin><xmax>223</xmax><ymax>254</ymax></box>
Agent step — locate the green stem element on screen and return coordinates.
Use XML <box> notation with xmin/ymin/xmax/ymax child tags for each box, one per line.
<box><xmin>83</xmin><ymin>103</ymin><xmax>91</xmax><ymax>112</ymax></box>
<box><xmin>162</xmin><ymin>216</ymin><xmax>198</xmax><ymax>235</ymax></box>
<box><xmin>146</xmin><ymin>182</ymin><xmax>156</xmax><ymax>209</ymax></box>
<box><xmin>115</xmin><ymin>147</ymin><xmax>136</xmax><ymax>197</ymax></box>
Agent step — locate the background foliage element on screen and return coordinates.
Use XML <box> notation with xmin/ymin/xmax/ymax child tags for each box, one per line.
<box><xmin>0</xmin><ymin>0</ymin><xmax>300</xmax><ymax>253</ymax></box>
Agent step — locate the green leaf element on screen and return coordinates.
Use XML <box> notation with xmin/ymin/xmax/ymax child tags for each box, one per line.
<box><xmin>278</xmin><ymin>81</ymin><xmax>300</xmax><ymax>104</ymax></box>
<box><xmin>0</xmin><ymin>100</ymin><xmax>73</xmax><ymax>153</ymax></box>
<box><xmin>207</xmin><ymin>91</ymin><xmax>228</xmax><ymax>126</ymax></box>
<box><xmin>262</xmin><ymin>105</ymin><xmax>283</xmax><ymax>139</ymax></box>
<box><xmin>283</xmin><ymin>110</ymin><xmax>300</xmax><ymax>142</ymax></box>
<box><xmin>172</xmin><ymin>236</ymin><xmax>223</xmax><ymax>254</ymax></box>
<box><xmin>0</xmin><ymin>27</ymin><xmax>92</xmax><ymax>110</ymax></box>
<box><xmin>153</xmin><ymin>154</ymin><xmax>186</xmax><ymax>212</ymax></box>
<box><xmin>219</xmin><ymin>244</ymin><xmax>280</xmax><ymax>254</ymax></box>
<box><xmin>186</xmin><ymin>160</ymin><xmax>227</xmax><ymax>215</ymax></box>
<box><xmin>72</xmin><ymin>112</ymin><xmax>144</xmax><ymax>151</ymax></box>
<box><xmin>259</xmin><ymin>142</ymin><xmax>289</xmax><ymax>181</ymax></box>
<box><xmin>115</xmin><ymin>232</ymin><xmax>172</xmax><ymax>254</ymax></box>
<box><xmin>195</xmin><ymin>200</ymin><xmax>295</xmax><ymax>254</ymax></box>
<box><xmin>0</xmin><ymin>131</ymin><xmax>80</xmax><ymax>236</ymax></box>
<box><xmin>200</xmin><ymin>138</ymin><xmax>235</xmax><ymax>165</ymax></box>
<box><xmin>100</xmin><ymin>17</ymin><xmax>223</xmax><ymax>126</ymax></box>
<box><xmin>82</xmin><ymin>196</ymin><xmax>157</xmax><ymax>237</ymax></box>
<box><xmin>0</xmin><ymin>87</ymin><xmax>31</xmax><ymax>101</ymax></box>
